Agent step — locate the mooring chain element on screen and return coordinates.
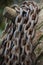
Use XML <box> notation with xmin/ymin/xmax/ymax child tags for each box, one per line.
<box><xmin>13</xmin><ymin>1</ymin><xmax>39</xmax><ymax>65</ymax></box>
<box><xmin>0</xmin><ymin>1</ymin><xmax>40</xmax><ymax>65</ymax></box>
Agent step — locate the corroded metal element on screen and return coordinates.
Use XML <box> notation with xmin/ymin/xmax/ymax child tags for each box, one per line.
<box><xmin>0</xmin><ymin>1</ymin><xmax>40</xmax><ymax>65</ymax></box>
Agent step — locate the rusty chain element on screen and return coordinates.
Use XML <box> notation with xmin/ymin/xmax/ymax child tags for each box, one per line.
<box><xmin>0</xmin><ymin>1</ymin><xmax>40</xmax><ymax>65</ymax></box>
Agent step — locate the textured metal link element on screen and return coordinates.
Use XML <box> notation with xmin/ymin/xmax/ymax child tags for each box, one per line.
<box><xmin>0</xmin><ymin>1</ymin><xmax>40</xmax><ymax>65</ymax></box>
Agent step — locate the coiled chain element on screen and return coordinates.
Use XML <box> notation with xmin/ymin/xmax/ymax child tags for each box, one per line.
<box><xmin>0</xmin><ymin>1</ymin><xmax>40</xmax><ymax>65</ymax></box>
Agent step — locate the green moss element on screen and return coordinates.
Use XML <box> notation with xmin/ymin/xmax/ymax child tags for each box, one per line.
<box><xmin>36</xmin><ymin>21</ymin><xmax>43</xmax><ymax>30</ymax></box>
<box><xmin>37</xmin><ymin>48</ymin><xmax>41</xmax><ymax>53</ymax></box>
<box><xmin>33</xmin><ymin>35</ymin><xmax>43</xmax><ymax>51</ymax></box>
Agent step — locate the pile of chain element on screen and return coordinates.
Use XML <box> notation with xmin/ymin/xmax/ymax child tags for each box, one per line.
<box><xmin>0</xmin><ymin>1</ymin><xmax>40</xmax><ymax>65</ymax></box>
